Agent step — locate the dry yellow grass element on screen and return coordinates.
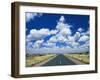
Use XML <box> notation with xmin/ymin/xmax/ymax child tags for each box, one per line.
<box><xmin>26</xmin><ymin>54</ymin><xmax>56</xmax><ymax>67</ymax></box>
<box><xmin>64</xmin><ymin>53</ymin><xmax>89</xmax><ymax>64</ymax></box>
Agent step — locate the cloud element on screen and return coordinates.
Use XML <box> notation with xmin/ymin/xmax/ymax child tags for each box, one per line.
<box><xmin>67</xmin><ymin>32</ymin><xmax>81</xmax><ymax>48</ymax></box>
<box><xmin>68</xmin><ymin>36</ymin><xmax>75</xmax><ymax>42</ymax></box>
<box><xmin>48</xmin><ymin>36</ymin><xmax>57</xmax><ymax>43</ymax></box>
<box><xmin>26</xmin><ymin>42</ymin><xmax>33</xmax><ymax>49</ymax></box>
<box><xmin>81</xmin><ymin>30</ymin><xmax>90</xmax><ymax>36</ymax></box>
<box><xmin>26</xmin><ymin>13</ymin><xmax>43</xmax><ymax>22</ymax></box>
<box><xmin>27</xmin><ymin>46</ymin><xmax>88</xmax><ymax>54</ymax></box>
<box><xmin>78</xmin><ymin>28</ymin><xmax>83</xmax><ymax>32</ymax></box>
<box><xmin>32</xmin><ymin>39</ymin><xmax>44</xmax><ymax>48</ymax></box>
<box><xmin>78</xmin><ymin>35</ymin><xmax>89</xmax><ymax>42</ymax></box>
<box><xmin>74</xmin><ymin>32</ymin><xmax>81</xmax><ymax>41</ymax></box>
<box><xmin>50</xmin><ymin>30</ymin><xmax>58</xmax><ymax>34</ymax></box>
<box><xmin>26</xmin><ymin>28</ymin><xmax>50</xmax><ymax>41</ymax></box>
<box><xmin>59</xmin><ymin>16</ymin><xmax>65</xmax><ymax>22</ymax></box>
<box><xmin>48</xmin><ymin>34</ymin><xmax>68</xmax><ymax>43</ymax></box>
<box><xmin>43</xmin><ymin>42</ymin><xmax>56</xmax><ymax>48</ymax></box>
<box><xmin>80</xmin><ymin>41</ymin><xmax>89</xmax><ymax>48</ymax></box>
<box><xmin>57</xmin><ymin>35</ymin><xmax>67</xmax><ymax>42</ymax></box>
<box><xmin>59</xmin><ymin>27</ymin><xmax>72</xmax><ymax>36</ymax></box>
<box><xmin>26</xmin><ymin>15</ymin><xmax>89</xmax><ymax>54</ymax></box>
<box><xmin>56</xmin><ymin>16</ymin><xmax>72</xmax><ymax>36</ymax></box>
<box><xmin>70</xmin><ymin>42</ymin><xmax>80</xmax><ymax>48</ymax></box>
<box><xmin>26</xmin><ymin>28</ymin><xmax>58</xmax><ymax>42</ymax></box>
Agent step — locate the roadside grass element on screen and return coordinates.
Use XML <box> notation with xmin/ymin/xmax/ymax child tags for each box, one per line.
<box><xmin>26</xmin><ymin>54</ymin><xmax>56</xmax><ymax>67</ymax></box>
<box><xmin>64</xmin><ymin>53</ymin><xmax>89</xmax><ymax>64</ymax></box>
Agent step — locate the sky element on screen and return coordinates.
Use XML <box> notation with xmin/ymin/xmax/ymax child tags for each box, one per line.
<box><xmin>25</xmin><ymin>12</ymin><xmax>90</xmax><ymax>54</ymax></box>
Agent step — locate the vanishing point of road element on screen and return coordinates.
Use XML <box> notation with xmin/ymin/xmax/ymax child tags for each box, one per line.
<box><xmin>35</xmin><ymin>54</ymin><xmax>85</xmax><ymax>66</ymax></box>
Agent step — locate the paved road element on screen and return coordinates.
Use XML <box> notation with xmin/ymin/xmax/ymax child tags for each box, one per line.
<box><xmin>42</xmin><ymin>54</ymin><xmax>76</xmax><ymax>66</ymax></box>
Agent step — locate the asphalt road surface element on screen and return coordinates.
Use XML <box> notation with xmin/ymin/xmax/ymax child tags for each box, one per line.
<box><xmin>42</xmin><ymin>54</ymin><xmax>76</xmax><ymax>66</ymax></box>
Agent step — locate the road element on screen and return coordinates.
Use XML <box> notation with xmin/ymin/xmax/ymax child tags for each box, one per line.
<box><xmin>41</xmin><ymin>54</ymin><xmax>76</xmax><ymax>66</ymax></box>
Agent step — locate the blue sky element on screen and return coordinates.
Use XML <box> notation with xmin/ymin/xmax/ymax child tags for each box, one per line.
<box><xmin>26</xmin><ymin>12</ymin><xmax>89</xmax><ymax>54</ymax></box>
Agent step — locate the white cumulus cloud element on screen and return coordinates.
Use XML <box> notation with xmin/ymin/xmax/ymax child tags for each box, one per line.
<box><xmin>26</xmin><ymin>13</ymin><xmax>43</xmax><ymax>22</ymax></box>
<box><xmin>78</xmin><ymin>28</ymin><xmax>83</xmax><ymax>32</ymax></box>
<box><xmin>50</xmin><ymin>30</ymin><xmax>58</xmax><ymax>35</ymax></box>
<box><xmin>74</xmin><ymin>32</ymin><xmax>81</xmax><ymax>41</ymax></box>
<box><xmin>27</xmin><ymin>28</ymin><xmax>50</xmax><ymax>41</ymax></box>
<box><xmin>78</xmin><ymin>35</ymin><xmax>89</xmax><ymax>42</ymax></box>
<box><xmin>43</xmin><ymin>42</ymin><xmax>56</xmax><ymax>48</ymax></box>
<box><xmin>27</xmin><ymin>28</ymin><xmax>58</xmax><ymax>42</ymax></box>
<box><xmin>59</xmin><ymin>16</ymin><xmax>65</xmax><ymax>22</ymax></box>
<box><xmin>56</xmin><ymin>16</ymin><xmax>72</xmax><ymax>36</ymax></box>
<box><xmin>26</xmin><ymin>15</ymin><xmax>89</xmax><ymax>54</ymax></box>
<box><xmin>48</xmin><ymin>36</ymin><xmax>57</xmax><ymax>43</ymax></box>
<box><xmin>48</xmin><ymin>34</ymin><xmax>68</xmax><ymax>43</ymax></box>
<box><xmin>32</xmin><ymin>39</ymin><xmax>44</xmax><ymax>48</ymax></box>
